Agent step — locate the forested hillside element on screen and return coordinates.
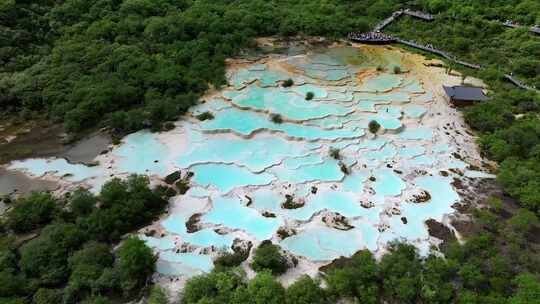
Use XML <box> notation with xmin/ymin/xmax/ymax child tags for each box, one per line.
<box><xmin>2</xmin><ymin>0</ymin><xmax>537</xmax><ymax>133</ymax></box>
<box><xmin>1</xmin><ymin>175</ymin><xmax>171</xmax><ymax>304</ymax></box>
<box><xmin>1</xmin><ymin>0</ymin><xmax>378</xmax><ymax>133</ymax></box>
<box><xmin>1</xmin><ymin>0</ymin><xmax>540</xmax><ymax>303</ymax></box>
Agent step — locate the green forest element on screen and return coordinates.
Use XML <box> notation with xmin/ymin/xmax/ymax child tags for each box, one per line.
<box><xmin>0</xmin><ymin>0</ymin><xmax>375</xmax><ymax>134</ymax></box>
<box><xmin>1</xmin><ymin>175</ymin><xmax>171</xmax><ymax>303</ymax></box>
<box><xmin>1</xmin><ymin>0</ymin><xmax>540</xmax><ymax>303</ymax></box>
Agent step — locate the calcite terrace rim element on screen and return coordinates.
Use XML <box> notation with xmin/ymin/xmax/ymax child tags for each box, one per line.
<box><xmin>2</xmin><ymin>43</ymin><xmax>495</xmax><ymax>287</ymax></box>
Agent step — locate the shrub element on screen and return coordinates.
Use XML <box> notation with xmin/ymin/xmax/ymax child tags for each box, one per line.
<box><xmin>33</xmin><ymin>288</ymin><xmax>61</xmax><ymax>304</ymax></box>
<box><xmin>305</xmin><ymin>92</ymin><xmax>315</xmax><ymax>100</ymax></box>
<box><xmin>379</xmin><ymin>243</ymin><xmax>422</xmax><ymax>303</ymax></box>
<box><xmin>175</xmin><ymin>179</ymin><xmax>190</xmax><ymax>194</ymax></box>
<box><xmin>116</xmin><ymin>237</ymin><xmax>156</xmax><ymax>294</ymax></box>
<box><xmin>196</xmin><ymin>111</ymin><xmax>214</xmax><ymax>121</ymax></box>
<box><xmin>368</xmin><ymin>120</ymin><xmax>381</xmax><ymax>134</ymax></box>
<box><xmin>282</xmin><ymin>78</ymin><xmax>294</xmax><ymax>87</ymax></box>
<box><xmin>251</xmin><ymin>242</ymin><xmax>288</xmax><ymax>275</ymax></box>
<box><xmin>339</xmin><ymin>162</ymin><xmax>350</xmax><ymax>175</ymax></box>
<box><xmin>286</xmin><ymin>275</ymin><xmax>325</xmax><ymax>304</ymax></box>
<box><xmin>277</xmin><ymin>227</ymin><xmax>295</xmax><ymax>239</ymax></box>
<box><xmin>183</xmin><ymin>272</ymin><xmax>220</xmax><ymax>303</ymax></box>
<box><xmin>329</xmin><ymin>147</ymin><xmax>341</xmax><ymax>160</ymax></box>
<box><xmin>162</xmin><ymin>122</ymin><xmax>175</xmax><ymax>131</ymax></box>
<box><xmin>68</xmin><ymin>242</ymin><xmax>114</xmax><ymax>271</ymax></box>
<box><xmin>77</xmin><ymin>175</ymin><xmax>168</xmax><ymax>242</ymax></box>
<box><xmin>70</xmin><ymin>188</ymin><xmax>97</xmax><ymax>217</ymax></box>
<box><xmin>183</xmin><ymin>269</ymin><xmax>245</xmax><ymax>304</ymax></box>
<box><xmin>508</xmin><ymin>209</ymin><xmax>539</xmax><ymax>233</ymax></box>
<box><xmin>510</xmin><ymin>273</ymin><xmax>540</xmax><ymax>304</ymax></box>
<box><xmin>148</xmin><ymin>286</ymin><xmax>168</xmax><ymax>304</ymax></box>
<box><xmin>6</xmin><ymin>192</ymin><xmax>58</xmax><ymax>233</ymax></box>
<box><xmin>0</xmin><ymin>269</ymin><xmax>27</xmax><ymax>299</ymax></box>
<box><xmin>111</xmin><ymin>137</ymin><xmax>122</xmax><ymax>145</ymax></box>
<box><xmin>325</xmin><ymin>250</ymin><xmax>379</xmax><ymax>302</ymax></box>
<box><xmin>154</xmin><ymin>185</ymin><xmax>177</xmax><ymax>198</ymax></box>
<box><xmin>488</xmin><ymin>197</ymin><xmax>504</xmax><ymax>213</ymax></box>
<box><xmin>270</xmin><ymin>114</ymin><xmax>283</xmax><ymax>124</ymax></box>
<box><xmin>164</xmin><ymin>170</ymin><xmax>181</xmax><ymax>184</ymax></box>
<box><xmin>214</xmin><ymin>249</ymin><xmax>250</xmax><ymax>268</ymax></box>
<box><xmin>281</xmin><ymin>195</ymin><xmax>304</xmax><ymax>209</ymax></box>
<box><xmin>393</xmin><ymin>65</ymin><xmax>402</xmax><ymax>74</ymax></box>
<box><xmin>20</xmin><ymin>223</ymin><xmax>85</xmax><ymax>285</ymax></box>
<box><xmin>247</xmin><ymin>271</ymin><xmax>286</xmax><ymax>304</ymax></box>
<box><xmin>66</xmin><ymin>242</ymin><xmax>115</xmax><ymax>299</ymax></box>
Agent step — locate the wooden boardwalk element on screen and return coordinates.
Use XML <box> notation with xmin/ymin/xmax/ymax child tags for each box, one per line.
<box><xmin>348</xmin><ymin>31</ymin><xmax>396</xmax><ymax>43</ymax></box>
<box><xmin>502</xmin><ymin>21</ymin><xmax>540</xmax><ymax>35</ymax></box>
<box><xmin>504</xmin><ymin>74</ymin><xmax>539</xmax><ymax>92</ymax></box>
<box><xmin>398</xmin><ymin>39</ymin><xmax>536</xmax><ymax>92</ymax></box>
<box><xmin>403</xmin><ymin>9</ymin><xmax>435</xmax><ymax>21</ymax></box>
<box><xmin>373</xmin><ymin>11</ymin><xmax>403</xmax><ymax>31</ymax></box>
<box><xmin>347</xmin><ymin>9</ymin><xmax>538</xmax><ymax>93</ymax></box>
<box><xmin>395</xmin><ymin>39</ymin><xmax>481</xmax><ymax>70</ymax></box>
<box><xmin>372</xmin><ymin>9</ymin><xmax>435</xmax><ymax>31</ymax></box>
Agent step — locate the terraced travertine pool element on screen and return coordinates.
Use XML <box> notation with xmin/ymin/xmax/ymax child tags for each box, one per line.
<box><xmin>3</xmin><ymin>44</ymin><xmax>494</xmax><ymax>285</ymax></box>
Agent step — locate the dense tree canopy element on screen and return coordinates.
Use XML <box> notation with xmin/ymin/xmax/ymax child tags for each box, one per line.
<box><xmin>5</xmin><ymin>192</ymin><xmax>58</xmax><ymax>233</ymax></box>
<box><xmin>0</xmin><ymin>175</ymin><xmax>166</xmax><ymax>303</ymax></box>
<box><xmin>183</xmin><ymin>225</ymin><xmax>539</xmax><ymax>303</ymax></box>
<box><xmin>250</xmin><ymin>242</ymin><xmax>288</xmax><ymax>275</ymax></box>
<box><xmin>0</xmin><ymin>0</ymin><xmax>383</xmax><ymax>133</ymax></box>
<box><xmin>1</xmin><ymin>1</ymin><xmax>539</xmax><ymax>303</ymax></box>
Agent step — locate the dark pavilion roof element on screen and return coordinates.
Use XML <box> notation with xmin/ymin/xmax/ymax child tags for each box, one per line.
<box><xmin>443</xmin><ymin>85</ymin><xmax>489</xmax><ymax>102</ymax></box>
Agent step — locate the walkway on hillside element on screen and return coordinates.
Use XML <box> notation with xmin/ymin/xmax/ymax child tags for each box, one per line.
<box><xmin>403</xmin><ymin>9</ymin><xmax>435</xmax><ymax>21</ymax></box>
<box><xmin>395</xmin><ymin>39</ymin><xmax>481</xmax><ymax>70</ymax></box>
<box><xmin>502</xmin><ymin>20</ymin><xmax>540</xmax><ymax>35</ymax></box>
<box><xmin>504</xmin><ymin>74</ymin><xmax>539</xmax><ymax>92</ymax></box>
<box><xmin>373</xmin><ymin>9</ymin><xmax>434</xmax><ymax>31</ymax></box>
<box><xmin>348</xmin><ymin>9</ymin><xmax>538</xmax><ymax>93</ymax></box>
<box><xmin>396</xmin><ymin>39</ymin><xmax>537</xmax><ymax>92</ymax></box>
<box><xmin>373</xmin><ymin>10</ymin><xmax>403</xmax><ymax>31</ymax></box>
<box><xmin>348</xmin><ymin>31</ymin><xmax>396</xmax><ymax>43</ymax></box>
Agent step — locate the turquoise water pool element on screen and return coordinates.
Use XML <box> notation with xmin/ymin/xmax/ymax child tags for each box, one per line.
<box><xmin>5</xmin><ymin>46</ymin><xmax>487</xmax><ymax>280</ymax></box>
<box><xmin>190</xmin><ymin>163</ymin><xmax>275</xmax><ymax>193</ymax></box>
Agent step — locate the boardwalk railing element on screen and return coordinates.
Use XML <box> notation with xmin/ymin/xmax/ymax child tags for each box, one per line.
<box><xmin>395</xmin><ymin>39</ymin><xmax>481</xmax><ymax>70</ymax></box>
<box><xmin>403</xmin><ymin>9</ymin><xmax>435</xmax><ymax>21</ymax></box>
<box><xmin>502</xmin><ymin>20</ymin><xmax>540</xmax><ymax>35</ymax></box>
<box><xmin>504</xmin><ymin>74</ymin><xmax>539</xmax><ymax>92</ymax></box>
<box><xmin>347</xmin><ymin>9</ymin><xmax>538</xmax><ymax>93</ymax></box>
<box><xmin>348</xmin><ymin>31</ymin><xmax>396</xmax><ymax>43</ymax></box>
<box><xmin>373</xmin><ymin>10</ymin><xmax>403</xmax><ymax>31</ymax></box>
<box><xmin>397</xmin><ymin>39</ymin><xmax>536</xmax><ymax>91</ymax></box>
<box><xmin>372</xmin><ymin>9</ymin><xmax>435</xmax><ymax>31</ymax></box>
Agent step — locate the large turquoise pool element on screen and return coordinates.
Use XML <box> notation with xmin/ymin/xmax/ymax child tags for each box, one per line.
<box><xmin>5</xmin><ymin>46</ymin><xmax>491</xmax><ymax>280</ymax></box>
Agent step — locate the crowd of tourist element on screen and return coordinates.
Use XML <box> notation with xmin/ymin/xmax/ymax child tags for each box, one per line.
<box><xmin>503</xmin><ymin>19</ymin><xmax>539</xmax><ymax>33</ymax></box>
<box><xmin>504</xmin><ymin>19</ymin><xmax>521</xmax><ymax>27</ymax></box>
<box><xmin>348</xmin><ymin>31</ymin><xmax>395</xmax><ymax>42</ymax></box>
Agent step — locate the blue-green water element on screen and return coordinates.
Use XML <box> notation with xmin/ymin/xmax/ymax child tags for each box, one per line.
<box><xmin>190</xmin><ymin>163</ymin><xmax>275</xmax><ymax>193</ymax></box>
<box><xmin>202</xmin><ymin>197</ymin><xmax>282</xmax><ymax>240</ymax></box>
<box><xmin>5</xmin><ymin>46</ymin><xmax>489</xmax><ymax>280</ymax></box>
